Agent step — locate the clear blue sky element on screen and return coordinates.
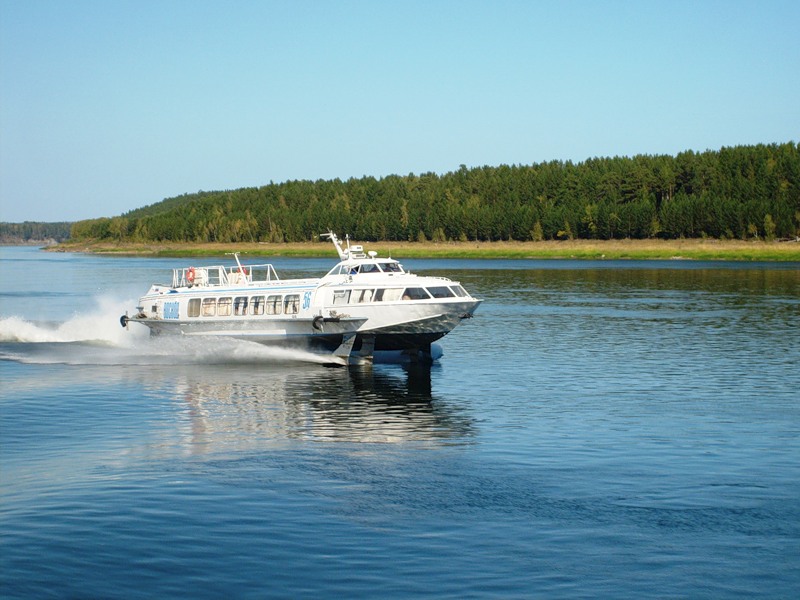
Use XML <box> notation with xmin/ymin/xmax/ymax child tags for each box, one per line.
<box><xmin>1</xmin><ymin>0</ymin><xmax>798</xmax><ymax>223</ymax></box>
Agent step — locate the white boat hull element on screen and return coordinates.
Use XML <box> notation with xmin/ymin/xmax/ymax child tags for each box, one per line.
<box><xmin>134</xmin><ymin>299</ymin><xmax>478</xmax><ymax>351</ymax></box>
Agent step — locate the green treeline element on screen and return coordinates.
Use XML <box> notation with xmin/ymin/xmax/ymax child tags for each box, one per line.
<box><xmin>0</xmin><ymin>221</ymin><xmax>72</xmax><ymax>243</ymax></box>
<box><xmin>70</xmin><ymin>143</ymin><xmax>800</xmax><ymax>244</ymax></box>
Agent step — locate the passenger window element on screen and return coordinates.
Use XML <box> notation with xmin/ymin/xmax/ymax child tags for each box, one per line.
<box><xmin>450</xmin><ymin>286</ymin><xmax>468</xmax><ymax>297</ymax></box>
<box><xmin>402</xmin><ymin>287</ymin><xmax>430</xmax><ymax>300</ymax></box>
<box><xmin>188</xmin><ymin>298</ymin><xmax>201</xmax><ymax>317</ymax></box>
<box><xmin>427</xmin><ymin>286</ymin><xmax>456</xmax><ymax>298</ymax></box>
<box><xmin>234</xmin><ymin>296</ymin><xmax>248</xmax><ymax>315</ymax></box>
<box><xmin>332</xmin><ymin>290</ymin><xmax>351</xmax><ymax>305</ymax></box>
<box><xmin>379</xmin><ymin>289</ymin><xmax>403</xmax><ymax>301</ymax></box>
<box><xmin>202</xmin><ymin>298</ymin><xmax>217</xmax><ymax>316</ymax></box>
<box><xmin>284</xmin><ymin>295</ymin><xmax>300</xmax><ymax>314</ymax></box>
<box><xmin>354</xmin><ymin>289</ymin><xmax>373</xmax><ymax>303</ymax></box>
<box><xmin>250</xmin><ymin>296</ymin><xmax>265</xmax><ymax>315</ymax></box>
<box><xmin>267</xmin><ymin>295</ymin><xmax>282</xmax><ymax>315</ymax></box>
<box><xmin>217</xmin><ymin>297</ymin><xmax>232</xmax><ymax>316</ymax></box>
<box><xmin>382</xmin><ymin>262</ymin><xmax>402</xmax><ymax>273</ymax></box>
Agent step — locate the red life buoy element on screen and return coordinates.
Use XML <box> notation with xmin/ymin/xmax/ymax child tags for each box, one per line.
<box><xmin>186</xmin><ymin>267</ymin><xmax>196</xmax><ymax>283</ymax></box>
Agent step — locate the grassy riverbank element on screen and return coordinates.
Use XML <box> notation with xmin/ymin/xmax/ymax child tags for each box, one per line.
<box><xmin>50</xmin><ymin>238</ymin><xmax>800</xmax><ymax>261</ymax></box>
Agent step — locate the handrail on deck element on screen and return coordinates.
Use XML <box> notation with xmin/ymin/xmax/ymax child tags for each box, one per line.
<box><xmin>172</xmin><ymin>263</ymin><xmax>280</xmax><ymax>288</ymax></box>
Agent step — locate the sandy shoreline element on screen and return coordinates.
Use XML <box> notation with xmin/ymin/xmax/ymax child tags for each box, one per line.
<box><xmin>46</xmin><ymin>238</ymin><xmax>800</xmax><ymax>261</ymax></box>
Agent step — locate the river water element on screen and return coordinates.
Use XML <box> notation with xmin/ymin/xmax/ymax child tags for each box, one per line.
<box><xmin>1</xmin><ymin>246</ymin><xmax>799</xmax><ymax>599</ymax></box>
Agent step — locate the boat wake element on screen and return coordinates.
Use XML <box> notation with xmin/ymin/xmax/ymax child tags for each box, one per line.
<box><xmin>0</xmin><ymin>297</ymin><xmax>340</xmax><ymax>367</ymax></box>
<box><xmin>0</xmin><ymin>296</ymin><xmax>137</xmax><ymax>345</ymax></box>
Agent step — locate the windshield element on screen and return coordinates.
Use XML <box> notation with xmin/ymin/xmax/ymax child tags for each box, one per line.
<box><xmin>380</xmin><ymin>261</ymin><xmax>403</xmax><ymax>273</ymax></box>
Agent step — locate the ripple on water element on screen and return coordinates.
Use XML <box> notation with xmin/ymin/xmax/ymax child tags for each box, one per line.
<box><xmin>2</xmin><ymin>252</ymin><xmax>799</xmax><ymax>599</ymax></box>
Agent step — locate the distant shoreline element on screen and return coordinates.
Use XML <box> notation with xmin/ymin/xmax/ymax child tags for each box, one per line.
<box><xmin>47</xmin><ymin>238</ymin><xmax>800</xmax><ymax>261</ymax></box>
<box><xmin>1</xmin><ymin>239</ymin><xmax>59</xmax><ymax>247</ymax></box>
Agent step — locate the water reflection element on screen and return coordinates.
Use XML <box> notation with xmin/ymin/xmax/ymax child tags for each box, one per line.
<box><xmin>446</xmin><ymin>264</ymin><xmax>800</xmax><ymax>300</ymax></box>
<box><xmin>160</xmin><ymin>364</ymin><xmax>474</xmax><ymax>453</ymax></box>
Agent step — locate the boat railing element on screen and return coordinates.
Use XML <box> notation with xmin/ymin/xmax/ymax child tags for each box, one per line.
<box><xmin>224</xmin><ymin>263</ymin><xmax>280</xmax><ymax>285</ymax></box>
<box><xmin>173</xmin><ymin>263</ymin><xmax>280</xmax><ymax>288</ymax></box>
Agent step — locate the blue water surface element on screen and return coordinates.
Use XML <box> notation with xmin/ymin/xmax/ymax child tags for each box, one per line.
<box><xmin>1</xmin><ymin>246</ymin><xmax>799</xmax><ymax>599</ymax></box>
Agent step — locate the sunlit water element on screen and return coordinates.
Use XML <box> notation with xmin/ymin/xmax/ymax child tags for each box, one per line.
<box><xmin>1</xmin><ymin>246</ymin><xmax>799</xmax><ymax>598</ymax></box>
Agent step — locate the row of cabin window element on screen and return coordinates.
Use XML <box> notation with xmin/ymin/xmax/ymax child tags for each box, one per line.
<box><xmin>187</xmin><ymin>294</ymin><xmax>300</xmax><ymax>318</ymax></box>
<box><xmin>331</xmin><ymin>285</ymin><xmax>468</xmax><ymax>305</ymax></box>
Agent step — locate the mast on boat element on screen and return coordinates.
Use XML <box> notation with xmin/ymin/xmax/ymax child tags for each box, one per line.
<box><xmin>225</xmin><ymin>252</ymin><xmax>248</xmax><ymax>283</ymax></box>
<box><xmin>321</xmin><ymin>231</ymin><xmax>349</xmax><ymax>260</ymax></box>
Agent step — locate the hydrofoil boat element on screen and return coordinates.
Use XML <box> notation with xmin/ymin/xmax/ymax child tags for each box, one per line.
<box><xmin>120</xmin><ymin>232</ymin><xmax>482</xmax><ymax>365</ymax></box>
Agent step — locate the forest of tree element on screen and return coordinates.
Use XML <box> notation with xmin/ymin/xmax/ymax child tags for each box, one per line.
<box><xmin>69</xmin><ymin>143</ymin><xmax>800</xmax><ymax>244</ymax></box>
<box><xmin>0</xmin><ymin>221</ymin><xmax>72</xmax><ymax>243</ymax></box>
